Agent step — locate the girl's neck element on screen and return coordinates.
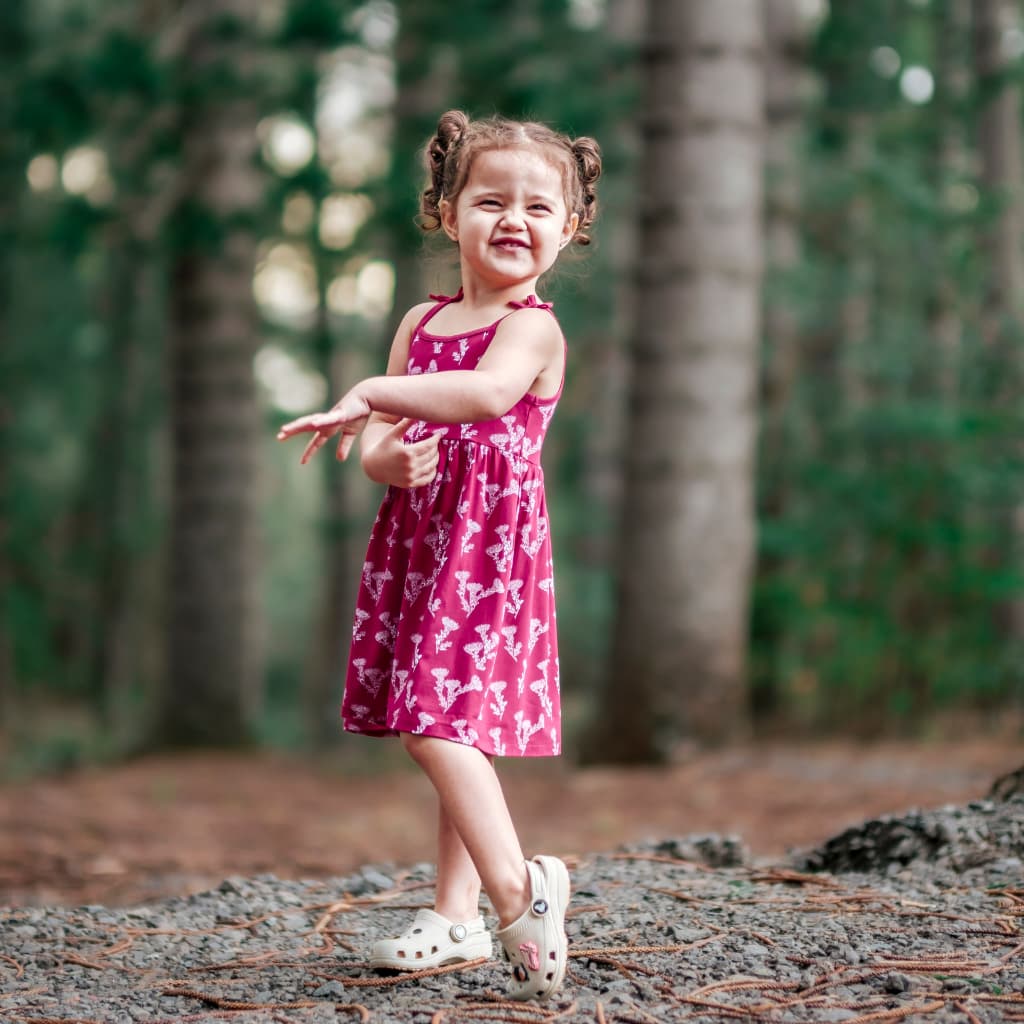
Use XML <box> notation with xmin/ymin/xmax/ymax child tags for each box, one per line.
<box><xmin>426</xmin><ymin>279</ymin><xmax>544</xmax><ymax>337</ymax></box>
<box><xmin>457</xmin><ymin>276</ymin><xmax>544</xmax><ymax>312</ymax></box>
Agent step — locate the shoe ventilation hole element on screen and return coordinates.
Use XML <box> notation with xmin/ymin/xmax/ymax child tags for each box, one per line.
<box><xmin>431</xmin><ymin>946</ymin><xmax>438</xmax><ymax>954</ymax></box>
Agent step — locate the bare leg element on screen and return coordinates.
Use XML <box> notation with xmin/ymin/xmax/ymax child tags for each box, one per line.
<box><xmin>403</xmin><ymin>734</ymin><xmax>529</xmax><ymax>928</ymax></box>
<box><xmin>434</xmin><ymin>802</ymin><xmax>483</xmax><ymax>922</ymax></box>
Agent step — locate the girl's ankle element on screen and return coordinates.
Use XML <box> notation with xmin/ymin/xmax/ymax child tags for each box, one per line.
<box><xmin>493</xmin><ymin>865</ymin><xmax>530</xmax><ymax>929</ymax></box>
<box><xmin>435</xmin><ymin>904</ymin><xmax>480</xmax><ymax>924</ymax></box>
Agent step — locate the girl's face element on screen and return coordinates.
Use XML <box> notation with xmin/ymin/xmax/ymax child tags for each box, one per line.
<box><xmin>440</xmin><ymin>147</ymin><xmax>579</xmax><ymax>292</ymax></box>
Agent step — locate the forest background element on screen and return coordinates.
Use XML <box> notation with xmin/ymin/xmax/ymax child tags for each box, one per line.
<box><xmin>2</xmin><ymin>0</ymin><xmax>1023</xmax><ymax>782</ymax></box>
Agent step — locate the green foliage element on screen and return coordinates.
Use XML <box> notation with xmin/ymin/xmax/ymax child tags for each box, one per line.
<box><xmin>752</xmin><ymin>0</ymin><xmax>1024</xmax><ymax>732</ymax></box>
<box><xmin>279</xmin><ymin>0</ymin><xmax>352</xmax><ymax>44</ymax></box>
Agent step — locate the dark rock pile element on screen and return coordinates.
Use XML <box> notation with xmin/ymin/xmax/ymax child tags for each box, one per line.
<box><xmin>795</xmin><ymin>794</ymin><xmax>1024</xmax><ymax>876</ymax></box>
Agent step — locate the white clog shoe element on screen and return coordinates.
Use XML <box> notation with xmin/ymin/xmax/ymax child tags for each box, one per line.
<box><xmin>495</xmin><ymin>855</ymin><xmax>570</xmax><ymax>1001</ymax></box>
<box><xmin>369</xmin><ymin>908</ymin><xmax>492</xmax><ymax>970</ymax></box>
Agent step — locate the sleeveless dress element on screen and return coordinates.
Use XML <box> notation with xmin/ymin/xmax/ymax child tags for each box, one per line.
<box><xmin>341</xmin><ymin>291</ymin><xmax>563</xmax><ymax>757</ymax></box>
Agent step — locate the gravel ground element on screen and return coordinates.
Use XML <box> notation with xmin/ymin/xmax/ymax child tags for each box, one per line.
<box><xmin>2</xmin><ymin>797</ymin><xmax>1022</xmax><ymax>1024</ymax></box>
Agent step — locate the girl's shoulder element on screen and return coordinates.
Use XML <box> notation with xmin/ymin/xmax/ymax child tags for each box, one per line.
<box><xmin>392</xmin><ymin>300</ymin><xmax>444</xmax><ymax>344</ymax></box>
<box><xmin>403</xmin><ymin>300</ymin><xmax>441</xmax><ymax>330</ymax></box>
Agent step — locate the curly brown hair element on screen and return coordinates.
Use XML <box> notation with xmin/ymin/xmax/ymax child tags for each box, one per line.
<box><xmin>420</xmin><ymin>110</ymin><xmax>601</xmax><ymax>247</ymax></box>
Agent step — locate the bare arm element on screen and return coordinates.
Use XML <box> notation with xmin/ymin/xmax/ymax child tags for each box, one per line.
<box><xmin>278</xmin><ymin>307</ymin><xmax>563</xmax><ymax>464</ymax></box>
<box><xmin>356</xmin><ymin>306</ymin><xmax>562</xmax><ymax>422</ymax></box>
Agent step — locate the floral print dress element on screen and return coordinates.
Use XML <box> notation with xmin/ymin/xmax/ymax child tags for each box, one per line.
<box><xmin>341</xmin><ymin>291</ymin><xmax>563</xmax><ymax>757</ymax></box>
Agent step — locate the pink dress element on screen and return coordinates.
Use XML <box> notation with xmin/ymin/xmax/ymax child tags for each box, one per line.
<box><xmin>341</xmin><ymin>291</ymin><xmax>562</xmax><ymax>757</ymax></box>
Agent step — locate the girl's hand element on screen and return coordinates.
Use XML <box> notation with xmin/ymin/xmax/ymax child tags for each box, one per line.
<box><xmin>277</xmin><ymin>391</ymin><xmax>371</xmax><ymax>464</ymax></box>
<box><xmin>362</xmin><ymin>418</ymin><xmax>442</xmax><ymax>488</ymax></box>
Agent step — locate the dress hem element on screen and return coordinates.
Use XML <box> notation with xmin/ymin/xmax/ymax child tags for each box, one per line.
<box><xmin>342</xmin><ymin>719</ymin><xmax>561</xmax><ymax>759</ymax></box>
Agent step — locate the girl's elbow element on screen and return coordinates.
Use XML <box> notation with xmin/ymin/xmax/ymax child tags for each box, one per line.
<box><xmin>476</xmin><ymin>384</ymin><xmax>519</xmax><ymax>420</ymax></box>
<box><xmin>359</xmin><ymin>449</ymin><xmax>384</xmax><ymax>484</ymax></box>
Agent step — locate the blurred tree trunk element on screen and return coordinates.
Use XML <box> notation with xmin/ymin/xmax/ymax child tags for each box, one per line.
<box><xmin>388</xmin><ymin>1</ymin><xmax>451</xmax><ymax>323</ymax></box>
<box><xmin>762</xmin><ymin>0</ymin><xmax>808</xmax><ymax>446</ymax></box>
<box><xmin>972</xmin><ymin>0</ymin><xmax>1024</xmax><ymax>642</ymax></box>
<box><xmin>973</xmin><ymin>0</ymin><xmax>1024</xmax><ymax>328</ymax></box>
<box><xmin>930</xmin><ymin>0</ymin><xmax>971</xmax><ymax>397</ymax></box>
<box><xmin>160</xmin><ymin>0</ymin><xmax>264</xmax><ymax>746</ymax></box>
<box><xmin>755</xmin><ymin>0</ymin><xmax>810</xmax><ymax>721</ymax></box>
<box><xmin>585</xmin><ymin>0</ymin><xmax>764</xmax><ymax>762</ymax></box>
<box><xmin>839</xmin><ymin>116</ymin><xmax>874</xmax><ymax>414</ymax></box>
<box><xmin>90</xmin><ymin>24</ymin><xmax>174</xmax><ymax>735</ymax></box>
<box><xmin>581</xmin><ymin>0</ymin><xmax>641</xmax><ymax>551</ymax></box>
<box><xmin>88</xmin><ymin>236</ymin><xmax>147</xmax><ymax>733</ymax></box>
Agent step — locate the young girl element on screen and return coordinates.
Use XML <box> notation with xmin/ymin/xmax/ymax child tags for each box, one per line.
<box><xmin>278</xmin><ymin>110</ymin><xmax>600</xmax><ymax>1002</ymax></box>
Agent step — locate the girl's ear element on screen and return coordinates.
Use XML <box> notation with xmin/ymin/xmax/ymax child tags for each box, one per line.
<box><xmin>439</xmin><ymin>198</ymin><xmax>459</xmax><ymax>242</ymax></box>
<box><xmin>559</xmin><ymin>211</ymin><xmax>580</xmax><ymax>250</ymax></box>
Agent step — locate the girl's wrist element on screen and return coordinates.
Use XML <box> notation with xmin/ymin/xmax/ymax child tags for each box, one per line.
<box><xmin>353</xmin><ymin>377</ymin><xmax>384</xmax><ymax>414</ymax></box>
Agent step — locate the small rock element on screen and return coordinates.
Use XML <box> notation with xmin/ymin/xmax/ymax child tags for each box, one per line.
<box><xmin>354</xmin><ymin>869</ymin><xmax>394</xmax><ymax>893</ymax></box>
<box><xmin>883</xmin><ymin>972</ymin><xmax>911</xmax><ymax>994</ymax></box>
<box><xmin>312</xmin><ymin>980</ymin><xmax>346</xmax><ymax>998</ymax></box>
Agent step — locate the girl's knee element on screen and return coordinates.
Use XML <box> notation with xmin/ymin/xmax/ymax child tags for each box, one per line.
<box><xmin>402</xmin><ymin>732</ymin><xmax>479</xmax><ymax>767</ymax></box>
<box><xmin>401</xmin><ymin>732</ymin><xmax>432</xmax><ymax>763</ymax></box>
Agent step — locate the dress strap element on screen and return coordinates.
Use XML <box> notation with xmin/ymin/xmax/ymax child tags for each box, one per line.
<box><xmin>427</xmin><ymin>287</ymin><xmax>465</xmax><ymax>304</ymax></box>
<box><xmin>413</xmin><ymin>288</ymin><xmax>464</xmax><ymax>335</ymax></box>
<box><xmin>507</xmin><ymin>293</ymin><xmax>554</xmax><ymax>313</ymax></box>
<box><xmin>493</xmin><ymin>293</ymin><xmax>556</xmax><ymax>332</ymax></box>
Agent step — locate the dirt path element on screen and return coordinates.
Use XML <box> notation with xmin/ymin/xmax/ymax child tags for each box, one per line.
<box><xmin>1</xmin><ymin>737</ymin><xmax>1017</xmax><ymax>907</ymax></box>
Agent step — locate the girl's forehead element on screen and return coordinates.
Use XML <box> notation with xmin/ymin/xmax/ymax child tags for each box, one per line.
<box><xmin>466</xmin><ymin>147</ymin><xmax>566</xmax><ymax>190</ymax></box>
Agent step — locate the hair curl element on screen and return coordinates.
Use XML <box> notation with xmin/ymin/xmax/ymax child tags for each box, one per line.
<box><xmin>419</xmin><ymin>110</ymin><xmax>601</xmax><ymax>247</ymax></box>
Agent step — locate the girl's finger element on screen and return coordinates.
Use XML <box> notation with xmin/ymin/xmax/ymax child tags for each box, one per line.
<box><xmin>300</xmin><ymin>432</ymin><xmax>329</xmax><ymax>464</ymax></box>
<box><xmin>411</xmin><ymin>433</ymin><xmax>442</xmax><ymax>455</ymax></box>
<box><xmin>389</xmin><ymin>417</ymin><xmax>414</xmax><ymax>437</ymax></box>
<box><xmin>277</xmin><ymin>415</ymin><xmax>319</xmax><ymax>440</ymax></box>
<box><xmin>336</xmin><ymin>430</ymin><xmax>357</xmax><ymax>462</ymax></box>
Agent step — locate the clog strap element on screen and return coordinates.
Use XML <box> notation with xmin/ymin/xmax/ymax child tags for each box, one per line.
<box><xmin>400</xmin><ymin>908</ymin><xmax>481</xmax><ymax>948</ymax></box>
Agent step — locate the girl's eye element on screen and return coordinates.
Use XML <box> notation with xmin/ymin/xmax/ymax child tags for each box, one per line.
<box><xmin>530</xmin><ymin>204</ymin><xmax>552</xmax><ymax>213</ymax></box>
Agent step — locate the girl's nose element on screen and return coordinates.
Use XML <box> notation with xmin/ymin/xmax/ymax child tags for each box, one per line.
<box><xmin>499</xmin><ymin>205</ymin><xmax>526</xmax><ymax>228</ymax></box>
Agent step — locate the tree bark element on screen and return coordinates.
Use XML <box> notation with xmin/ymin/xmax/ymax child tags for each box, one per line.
<box><xmin>972</xmin><ymin>0</ymin><xmax>1024</xmax><ymax>327</ymax></box>
<box><xmin>930</xmin><ymin>0</ymin><xmax>972</xmax><ymax>396</ymax></box>
<box><xmin>755</xmin><ymin>0</ymin><xmax>811</xmax><ymax>721</ymax></box>
<box><xmin>161</xmin><ymin>0</ymin><xmax>264</xmax><ymax>746</ymax></box>
<box><xmin>586</xmin><ymin>0</ymin><xmax>764</xmax><ymax>762</ymax></box>
<box><xmin>581</xmin><ymin>0</ymin><xmax>642</xmax><ymax>552</ymax></box>
<box><xmin>972</xmin><ymin>0</ymin><xmax>1024</xmax><ymax>643</ymax></box>
<box><xmin>762</xmin><ymin>0</ymin><xmax>807</xmax><ymax>429</ymax></box>
<box><xmin>89</xmin><ymin>235</ymin><xmax>148</xmax><ymax>735</ymax></box>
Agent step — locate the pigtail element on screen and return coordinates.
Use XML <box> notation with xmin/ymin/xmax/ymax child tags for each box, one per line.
<box><xmin>569</xmin><ymin>136</ymin><xmax>602</xmax><ymax>246</ymax></box>
<box><xmin>420</xmin><ymin>109</ymin><xmax>469</xmax><ymax>233</ymax></box>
